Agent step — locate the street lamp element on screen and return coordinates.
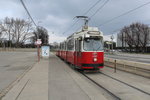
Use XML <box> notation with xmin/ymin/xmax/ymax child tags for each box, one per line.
<box><xmin>106</xmin><ymin>41</ymin><xmax>112</xmax><ymax>53</ymax></box>
<box><xmin>111</xmin><ymin>34</ymin><xmax>114</xmax><ymax>53</ymax></box>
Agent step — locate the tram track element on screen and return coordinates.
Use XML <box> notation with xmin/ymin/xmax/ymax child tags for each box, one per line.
<box><xmin>63</xmin><ymin>58</ymin><xmax>150</xmax><ymax>99</ymax></box>
<box><xmin>79</xmin><ymin>71</ymin><xmax>121</xmax><ymax>100</ymax></box>
<box><xmin>79</xmin><ymin>70</ymin><xmax>150</xmax><ymax>100</ymax></box>
<box><xmin>100</xmin><ymin>72</ymin><xmax>150</xmax><ymax>96</ymax></box>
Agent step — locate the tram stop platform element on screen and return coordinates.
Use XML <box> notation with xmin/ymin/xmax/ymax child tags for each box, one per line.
<box><xmin>2</xmin><ymin>53</ymin><xmax>107</xmax><ymax>100</ymax></box>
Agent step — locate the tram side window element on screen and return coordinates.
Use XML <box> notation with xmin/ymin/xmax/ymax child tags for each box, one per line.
<box><xmin>63</xmin><ymin>42</ymin><xmax>66</xmax><ymax>50</ymax></box>
<box><xmin>64</xmin><ymin>42</ymin><xmax>66</xmax><ymax>51</ymax></box>
<box><xmin>61</xmin><ymin>44</ymin><xmax>63</xmax><ymax>50</ymax></box>
<box><xmin>62</xmin><ymin>43</ymin><xmax>64</xmax><ymax>50</ymax></box>
<box><xmin>67</xmin><ymin>39</ymin><xmax>74</xmax><ymax>51</ymax></box>
<box><xmin>76</xmin><ymin>40</ymin><xmax>81</xmax><ymax>51</ymax></box>
<box><xmin>59</xmin><ymin>45</ymin><xmax>60</xmax><ymax>50</ymax></box>
<box><xmin>60</xmin><ymin>44</ymin><xmax>62</xmax><ymax>50</ymax></box>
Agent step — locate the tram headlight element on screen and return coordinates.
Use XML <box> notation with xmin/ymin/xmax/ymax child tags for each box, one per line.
<box><xmin>93</xmin><ymin>58</ymin><xmax>97</xmax><ymax>62</ymax></box>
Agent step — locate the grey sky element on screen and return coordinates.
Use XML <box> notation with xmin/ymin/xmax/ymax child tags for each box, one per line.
<box><xmin>0</xmin><ymin>0</ymin><xmax>150</xmax><ymax>43</ymax></box>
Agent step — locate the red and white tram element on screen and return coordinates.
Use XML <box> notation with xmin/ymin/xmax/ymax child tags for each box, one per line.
<box><xmin>57</xmin><ymin>26</ymin><xmax>104</xmax><ymax>70</ymax></box>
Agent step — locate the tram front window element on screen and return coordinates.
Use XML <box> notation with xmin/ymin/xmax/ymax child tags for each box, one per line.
<box><xmin>83</xmin><ymin>38</ymin><xmax>103</xmax><ymax>51</ymax></box>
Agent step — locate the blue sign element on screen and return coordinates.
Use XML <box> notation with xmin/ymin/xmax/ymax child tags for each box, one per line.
<box><xmin>41</xmin><ymin>46</ymin><xmax>50</xmax><ymax>57</ymax></box>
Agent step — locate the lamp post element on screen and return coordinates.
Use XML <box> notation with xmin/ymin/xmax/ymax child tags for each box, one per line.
<box><xmin>111</xmin><ymin>34</ymin><xmax>114</xmax><ymax>53</ymax></box>
<box><xmin>106</xmin><ymin>41</ymin><xmax>112</xmax><ymax>53</ymax></box>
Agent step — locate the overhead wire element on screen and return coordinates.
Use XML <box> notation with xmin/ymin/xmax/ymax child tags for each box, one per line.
<box><xmin>106</xmin><ymin>21</ymin><xmax>150</xmax><ymax>36</ymax></box>
<box><xmin>99</xmin><ymin>1</ymin><xmax>150</xmax><ymax>27</ymax></box>
<box><xmin>83</xmin><ymin>0</ymin><xmax>103</xmax><ymax>15</ymax></box>
<box><xmin>90</xmin><ymin>0</ymin><xmax>109</xmax><ymax>19</ymax></box>
<box><xmin>62</xmin><ymin>0</ymin><xmax>103</xmax><ymax>35</ymax></box>
<box><xmin>62</xmin><ymin>20</ymin><xmax>78</xmax><ymax>34</ymax></box>
<box><xmin>20</xmin><ymin>0</ymin><xmax>37</xmax><ymax>26</ymax></box>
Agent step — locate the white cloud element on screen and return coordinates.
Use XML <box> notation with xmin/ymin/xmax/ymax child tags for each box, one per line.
<box><xmin>45</xmin><ymin>15</ymin><xmax>70</xmax><ymax>26</ymax></box>
<box><xmin>49</xmin><ymin>34</ymin><xmax>66</xmax><ymax>43</ymax></box>
<box><xmin>0</xmin><ymin>0</ymin><xmax>26</xmax><ymax>19</ymax></box>
<box><xmin>103</xmin><ymin>34</ymin><xmax>117</xmax><ymax>42</ymax></box>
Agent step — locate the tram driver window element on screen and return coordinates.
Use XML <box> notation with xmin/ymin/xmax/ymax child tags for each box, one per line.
<box><xmin>84</xmin><ymin>38</ymin><xmax>103</xmax><ymax>51</ymax></box>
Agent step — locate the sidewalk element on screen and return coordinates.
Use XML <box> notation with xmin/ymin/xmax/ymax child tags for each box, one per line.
<box><xmin>2</xmin><ymin>53</ymin><xmax>108</xmax><ymax>100</ymax></box>
<box><xmin>49</xmin><ymin>54</ymin><xmax>107</xmax><ymax>100</ymax></box>
<box><xmin>2</xmin><ymin>59</ymin><xmax>48</xmax><ymax>100</ymax></box>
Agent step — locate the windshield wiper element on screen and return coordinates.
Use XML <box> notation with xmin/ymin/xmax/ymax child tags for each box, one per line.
<box><xmin>92</xmin><ymin>40</ymin><xmax>95</xmax><ymax>51</ymax></box>
<box><xmin>95</xmin><ymin>46</ymin><xmax>101</xmax><ymax>51</ymax></box>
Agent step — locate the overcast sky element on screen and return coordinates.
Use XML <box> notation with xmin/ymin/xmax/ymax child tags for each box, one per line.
<box><xmin>0</xmin><ymin>0</ymin><xmax>150</xmax><ymax>43</ymax></box>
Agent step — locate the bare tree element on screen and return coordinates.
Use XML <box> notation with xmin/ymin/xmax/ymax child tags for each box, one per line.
<box><xmin>0</xmin><ymin>17</ymin><xmax>34</xmax><ymax>47</ymax></box>
<box><xmin>0</xmin><ymin>22</ymin><xmax>3</xmax><ymax>38</ymax></box>
<box><xmin>33</xmin><ymin>26</ymin><xmax>49</xmax><ymax>45</ymax></box>
<box><xmin>119</xmin><ymin>22</ymin><xmax>150</xmax><ymax>52</ymax></box>
<box><xmin>0</xmin><ymin>17</ymin><xmax>15</xmax><ymax>47</ymax></box>
<box><xmin>138</xmin><ymin>24</ymin><xmax>150</xmax><ymax>52</ymax></box>
<box><xmin>3</xmin><ymin>17</ymin><xmax>14</xmax><ymax>40</ymax></box>
<box><xmin>11</xmin><ymin>18</ymin><xmax>33</xmax><ymax>47</ymax></box>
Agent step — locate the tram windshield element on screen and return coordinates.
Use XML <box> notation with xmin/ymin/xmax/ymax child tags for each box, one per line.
<box><xmin>83</xmin><ymin>38</ymin><xmax>103</xmax><ymax>51</ymax></box>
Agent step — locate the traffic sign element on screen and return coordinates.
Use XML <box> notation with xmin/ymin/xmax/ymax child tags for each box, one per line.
<box><xmin>36</xmin><ymin>39</ymin><xmax>42</xmax><ymax>45</ymax></box>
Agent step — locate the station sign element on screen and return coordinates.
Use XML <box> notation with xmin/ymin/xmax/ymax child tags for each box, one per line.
<box><xmin>41</xmin><ymin>46</ymin><xmax>50</xmax><ymax>58</ymax></box>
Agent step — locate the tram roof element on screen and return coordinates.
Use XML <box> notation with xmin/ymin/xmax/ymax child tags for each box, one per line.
<box><xmin>67</xmin><ymin>26</ymin><xmax>103</xmax><ymax>39</ymax></box>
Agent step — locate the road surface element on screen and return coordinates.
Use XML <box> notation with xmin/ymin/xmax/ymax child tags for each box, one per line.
<box><xmin>0</xmin><ymin>51</ymin><xmax>36</xmax><ymax>93</ymax></box>
<box><xmin>105</xmin><ymin>53</ymin><xmax>150</xmax><ymax>64</ymax></box>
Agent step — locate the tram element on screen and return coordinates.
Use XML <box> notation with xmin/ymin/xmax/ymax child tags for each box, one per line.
<box><xmin>56</xmin><ymin>16</ymin><xmax>104</xmax><ymax>70</ymax></box>
<box><xmin>57</xmin><ymin>25</ymin><xmax>104</xmax><ymax>70</ymax></box>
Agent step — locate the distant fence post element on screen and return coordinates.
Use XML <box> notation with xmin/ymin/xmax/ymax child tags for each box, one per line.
<box><xmin>114</xmin><ymin>60</ymin><xmax>117</xmax><ymax>73</ymax></box>
<box><xmin>134</xmin><ymin>63</ymin><xmax>137</xmax><ymax>73</ymax></box>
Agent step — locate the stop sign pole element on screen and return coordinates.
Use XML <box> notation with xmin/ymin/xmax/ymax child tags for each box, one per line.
<box><xmin>37</xmin><ymin>44</ymin><xmax>40</xmax><ymax>62</ymax></box>
<box><xmin>36</xmin><ymin>39</ymin><xmax>42</xmax><ymax>62</ymax></box>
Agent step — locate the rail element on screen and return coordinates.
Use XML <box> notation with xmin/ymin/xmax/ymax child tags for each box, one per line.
<box><xmin>81</xmin><ymin>72</ymin><xmax>121</xmax><ymax>100</ymax></box>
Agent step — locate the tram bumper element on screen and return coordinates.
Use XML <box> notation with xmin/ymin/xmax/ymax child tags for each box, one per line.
<box><xmin>82</xmin><ymin>63</ymin><xmax>103</xmax><ymax>69</ymax></box>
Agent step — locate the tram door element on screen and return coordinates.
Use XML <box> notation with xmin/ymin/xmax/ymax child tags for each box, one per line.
<box><xmin>75</xmin><ymin>39</ymin><xmax>82</xmax><ymax>67</ymax></box>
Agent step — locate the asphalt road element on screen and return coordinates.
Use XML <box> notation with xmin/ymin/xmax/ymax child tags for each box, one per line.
<box><xmin>105</xmin><ymin>53</ymin><xmax>150</xmax><ymax>64</ymax></box>
<box><xmin>0</xmin><ymin>51</ymin><xmax>36</xmax><ymax>92</ymax></box>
